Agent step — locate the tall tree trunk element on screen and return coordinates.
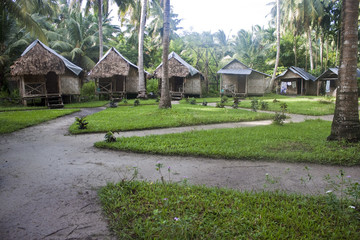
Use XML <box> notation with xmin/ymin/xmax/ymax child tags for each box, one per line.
<box><xmin>293</xmin><ymin>33</ymin><xmax>298</xmax><ymax>67</ymax></box>
<box><xmin>308</xmin><ymin>27</ymin><xmax>314</xmax><ymax>71</ymax></box>
<box><xmin>320</xmin><ymin>34</ymin><xmax>324</xmax><ymax>71</ymax></box>
<box><xmin>137</xmin><ymin>0</ymin><xmax>147</xmax><ymax>99</ymax></box>
<box><xmin>328</xmin><ymin>0</ymin><xmax>360</xmax><ymax>142</ymax></box>
<box><xmin>159</xmin><ymin>0</ymin><xmax>171</xmax><ymax>109</ymax></box>
<box><xmin>98</xmin><ymin>0</ymin><xmax>103</xmax><ymax>59</ymax></box>
<box><xmin>205</xmin><ymin>48</ymin><xmax>209</xmax><ymax>94</ymax></box>
<box><xmin>268</xmin><ymin>0</ymin><xmax>280</xmax><ymax>92</ymax></box>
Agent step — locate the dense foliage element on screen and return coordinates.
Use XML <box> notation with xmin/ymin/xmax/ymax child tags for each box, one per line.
<box><xmin>1</xmin><ymin>0</ymin><xmax>359</xmax><ymax>94</ymax></box>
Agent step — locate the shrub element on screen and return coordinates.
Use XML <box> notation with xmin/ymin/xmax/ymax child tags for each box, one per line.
<box><xmin>280</xmin><ymin>102</ymin><xmax>288</xmax><ymax>112</ymax></box>
<box><xmin>80</xmin><ymin>81</ymin><xmax>96</xmax><ymax>101</ymax></box>
<box><xmin>272</xmin><ymin>112</ymin><xmax>286</xmax><ymax>125</ymax></box>
<box><xmin>75</xmin><ymin>116</ymin><xmax>88</xmax><ymax>129</ymax></box>
<box><xmin>202</xmin><ymin>100</ymin><xmax>208</xmax><ymax>106</ymax></box>
<box><xmin>104</xmin><ymin>131</ymin><xmax>116</xmax><ymax>142</ymax></box>
<box><xmin>273</xmin><ymin>98</ymin><xmax>280</xmax><ymax>103</ymax></box>
<box><xmin>123</xmin><ymin>98</ymin><xmax>128</xmax><ymax>104</ymax></box>
<box><xmin>189</xmin><ymin>98</ymin><xmax>196</xmax><ymax>105</ymax></box>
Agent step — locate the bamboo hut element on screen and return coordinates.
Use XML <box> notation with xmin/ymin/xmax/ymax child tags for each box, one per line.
<box><xmin>10</xmin><ymin>40</ymin><xmax>83</xmax><ymax>107</ymax></box>
<box><xmin>276</xmin><ymin>67</ymin><xmax>317</xmax><ymax>95</ymax></box>
<box><xmin>316</xmin><ymin>67</ymin><xmax>360</xmax><ymax>96</ymax></box>
<box><xmin>89</xmin><ymin>47</ymin><xmax>147</xmax><ymax>99</ymax></box>
<box><xmin>154</xmin><ymin>52</ymin><xmax>204</xmax><ymax>99</ymax></box>
<box><xmin>217</xmin><ymin>59</ymin><xmax>270</xmax><ymax>97</ymax></box>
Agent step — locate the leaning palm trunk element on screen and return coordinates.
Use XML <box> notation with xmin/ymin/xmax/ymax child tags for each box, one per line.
<box><xmin>98</xmin><ymin>0</ymin><xmax>103</xmax><ymax>59</ymax></box>
<box><xmin>268</xmin><ymin>0</ymin><xmax>280</xmax><ymax>92</ymax></box>
<box><xmin>328</xmin><ymin>0</ymin><xmax>360</xmax><ymax>142</ymax></box>
<box><xmin>159</xmin><ymin>0</ymin><xmax>171</xmax><ymax>109</ymax></box>
<box><xmin>137</xmin><ymin>0</ymin><xmax>147</xmax><ymax>99</ymax></box>
<box><xmin>308</xmin><ymin>28</ymin><xmax>314</xmax><ymax>71</ymax></box>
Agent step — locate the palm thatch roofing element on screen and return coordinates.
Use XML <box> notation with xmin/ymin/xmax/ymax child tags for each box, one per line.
<box><xmin>154</xmin><ymin>52</ymin><xmax>201</xmax><ymax>78</ymax></box>
<box><xmin>89</xmin><ymin>47</ymin><xmax>142</xmax><ymax>78</ymax></box>
<box><xmin>217</xmin><ymin>59</ymin><xmax>270</xmax><ymax>76</ymax></box>
<box><xmin>10</xmin><ymin>39</ymin><xmax>83</xmax><ymax>76</ymax></box>
<box><xmin>276</xmin><ymin>66</ymin><xmax>316</xmax><ymax>81</ymax></box>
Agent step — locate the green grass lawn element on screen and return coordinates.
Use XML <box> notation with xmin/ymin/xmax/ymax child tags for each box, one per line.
<box><xmin>235</xmin><ymin>98</ymin><xmax>335</xmax><ymax>115</ymax></box>
<box><xmin>180</xmin><ymin>95</ymin><xmax>336</xmax><ymax>115</ymax></box>
<box><xmin>0</xmin><ymin>105</ymin><xmax>47</xmax><ymax>111</ymax></box>
<box><xmin>64</xmin><ymin>100</ymin><xmax>108</xmax><ymax>108</ymax></box>
<box><xmin>95</xmin><ymin>120</ymin><xmax>360</xmax><ymax>166</ymax></box>
<box><xmin>69</xmin><ymin>104</ymin><xmax>274</xmax><ymax>134</ymax></box>
<box><xmin>0</xmin><ymin>109</ymin><xmax>79</xmax><ymax>134</ymax></box>
<box><xmin>117</xmin><ymin>99</ymin><xmax>159</xmax><ymax>106</ymax></box>
<box><xmin>99</xmin><ymin>180</ymin><xmax>360</xmax><ymax>239</ymax></box>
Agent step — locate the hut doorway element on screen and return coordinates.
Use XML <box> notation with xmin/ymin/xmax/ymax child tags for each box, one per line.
<box><xmin>237</xmin><ymin>75</ymin><xmax>246</xmax><ymax>93</ymax></box>
<box><xmin>46</xmin><ymin>71</ymin><xmax>59</xmax><ymax>94</ymax></box>
<box><xmin>170</xmin><ymin>77</ymin><xmax>184</xmax><ymax>92</ymax></box>
<box><xmin>114</xmin><ymin>75</ymin><xmax>125</xmax><ymax>92</ymax></box>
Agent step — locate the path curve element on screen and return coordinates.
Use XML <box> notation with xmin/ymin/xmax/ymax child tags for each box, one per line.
<box><xmin>0</xmin><ymin>107</ymin><xmax>358</xmax><ymax>239</ymax></box>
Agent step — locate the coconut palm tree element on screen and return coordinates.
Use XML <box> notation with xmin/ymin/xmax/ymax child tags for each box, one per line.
<box><xmin>327</xmin><ymin>0</ymin><xmax>360</xmax><ymax>142</ymax></box>
<box><xmin>268</xmin><ymin>0</ymin><xmax>280</xmax><ymax>92</ymax></box>
<box><xmin>137</xmin><ymin>0</ymin><xmax>148</xmax><ymax>98</ymax></box>
<box><xmin>159</xmin><ymin>0</ymin><xmax>171</xmax><ymax>109</ymax></box>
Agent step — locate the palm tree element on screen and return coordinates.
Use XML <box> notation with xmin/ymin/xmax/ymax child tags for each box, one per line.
<box><xmin>327</xmin><ymin>0</ymin><xmax>360</xmax><ymax>142</ymax></box>
<box><xmin>137</xmin><ymin>0</ymin><xmax>148</xmax><ymax>99</ymax></box>
<box><xmin>1</xmin><ymin>0</ymin><xmax>48</xmax><ymax>44</ymax></box>
<box><xmin>268</xmin><ymin>0</ymin><xmax>280</xmax><ymax>92</ymax></box>
<box><xmin>159</xmin><ymin>0</ymin><xmax>171</xmax><ymax>109</ymax></box>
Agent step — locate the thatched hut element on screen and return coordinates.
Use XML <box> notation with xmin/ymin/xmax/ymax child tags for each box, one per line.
<box><xmin>316</xmin><ymin>67</ymin><xmax>360</xmax><ymax>96</ymax></box>
<box><xmin>10</xmin><ymin>39</ymin><xmax>83</xmax><ymax>107</ymax></box>
<box><xmin>217</xmin><ymin>59</ymin><xmax>270</xmax><ymax>97</ymax></box>
<box><xmin>276</xmin><ymin>67</ymin><xmax>317</xmax><ymax>95</ymax></box>
<box><xmin>89</xmin><ymin>47</ymin><xmax>147</xmax><ymax>99</ymax></box>
<box><xmin>154</xmin><ymin>52</ymin><xmax>203</xmax><ymax>99</ymax></box>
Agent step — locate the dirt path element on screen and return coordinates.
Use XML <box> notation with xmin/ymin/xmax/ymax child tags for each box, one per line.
<box><xmin>0</xmin><ymin>108</ymin><xmax>359</xmax><ymax>239</ymax></box>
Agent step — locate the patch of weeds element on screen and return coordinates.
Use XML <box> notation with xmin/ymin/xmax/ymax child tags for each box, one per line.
<box><xmin>75</xmin><ymin>116</ymin><xmax>88</xmax><ymax>129</ymax></box>
<box><xmin>123</xmin><ymin>98</ymin><xmax>128</xmax><ymax>104</ymax></box>
<box><xmin>155</xmin><ymin>97</ymin><xmax>160</xmax><ymax>102</ymax></box>
<box><xmin>232</xmin><ymin>97</ymin><xmax>240</xmax><ymax>109</ymax></box>
<box><xmin>251</xmin><ymin>99</ymin><xmax>258</xmax><ymax>112</ymax></box>
<box><xmin>134</xmin><ymin>98</ymin><xmax>140</xmax><ymax>107</ymax></box>
<box><xmin>272</xmin><ymin>112</ymin><xmax>286</xmax><ymax>125</ymax></box>
<box><xmin>220</xmin><ymin>96</ymin><xmax>228</xmax><ymax>104</ymax></box>
<box><xmin>202</xmin><ymin>100</ymin><xmax>208</xmax><ymax>106</ymax></box>
<box><xmin>109</xmin><ymin>100</ymin><xmax>117</xmax><ymax>108</ymax></box>
<box><xmin>104</xmin><ymin>131</ymin><xmax>116</xmax><ymax>142</ymax></box>
<box><xmin>189</xmin><ymin>98</ymin><xmax>196</xmax><ymax>105</ymax></box>
<box><xmin>216</xmin><ymin>102</ymin><xmax>225</xmax><ymax>108</ymax></box>
<box><xmin>273</xmin><ymin>98</ymin><xmax>280</xmax><ymax>103</ymax></box>
<box><xmin>259</xmin><ymin>100</ymin><xmax>268</xmax><ymax>110</ymax></box>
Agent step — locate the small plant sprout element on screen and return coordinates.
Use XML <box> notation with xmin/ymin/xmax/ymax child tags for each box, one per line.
<box><xmin>104</xmin><ymin>131</ymin><xmax>116</xmax><ymax>143</ymax></box>
<box><xmin>251</xmin><ymin>99</ymin><xmax>259</xmax><ymax>112</ymax></box>
<box><xmin>155</xmin><ymin>161</ymin><xmax>165</xmax><ymax>183</ymax></box>
<box><xmin>190</xmin><ymin>98</ymin><xmax>196</xmax><ymax>105</ymax></box>
<box><xmin>75</xmin><ymin>116</ymin><xmax>88</xmax><ymax>129</ymax></box>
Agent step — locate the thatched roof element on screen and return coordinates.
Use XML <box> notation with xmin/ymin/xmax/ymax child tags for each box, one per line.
<box><xmin>89</xmin><ymin>47</ymin><xmax>139</xmax><ymax>78</ymax></box>
<box><xmin>217</xmin><ymin>59</ymin><xmax>270</xmax><ymax>77</ymax></box>
<box><xmin>11</xmin><ymin>39</ymin><xmax>82</xmax><ymax>76</ymax></box>
<box><xmin>154</xmin><ymin>52</ymin><xmax>201</xmax><ymax>78</ymax></box>
<box><xmin>276</xmin><ymin>66</ymin><xmax>316</xmax><ymax>81</ymax></box>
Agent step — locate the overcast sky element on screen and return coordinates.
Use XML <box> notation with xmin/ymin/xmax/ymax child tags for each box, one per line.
<box><xmin>109</xmin><ymin>0</ymin><xmax>274</xmax><ymax>36</ymax></box>
<box><xmin>171</xmin><ymin>0</ymin><xmax>273</xmax><ymax>35</ymax></box>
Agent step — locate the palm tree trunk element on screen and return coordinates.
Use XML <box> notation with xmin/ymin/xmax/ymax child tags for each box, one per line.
<box><xmin>328</xmin><ymin>0</ymin><xmax>360</xmax><ymax>142</ymax></box>
<box><xmin>293</xmin><ymin>33</ymin><xmax>297</xmax><ymax>67</ymax></box>
<box><xmin>268</xmin><ymin>0</ymin><xmax>280</xmax><ymax>92</ymax></box>
<box><xmin>159</xmin><ymin>0</ymin><xmax>171</xmax><ymax>109</ymax></box>
<box><xmin>137</xmin><ymin>0</ymin><xmax>147</xmax><ymax>99</ymax></box>
<box><xmin>320</xmin><ymin>34</ymin><xmax>324</xmax><ymax>71</ymax></box>
<box><xmin>98</xmin><ymin>0</ymin><xmax>103</xmax><ymax>59</ymax></box>
<box><xmin>308</xmin><ymin>27</ymin><xmax>314</xmax><ymax>71</ymax></box>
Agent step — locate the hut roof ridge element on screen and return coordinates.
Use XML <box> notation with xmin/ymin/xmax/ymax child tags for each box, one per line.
<box><xmin>217</xmin><ymin>59</ymin><xmax>270</xmax><ymax>77</ymax></box>
<box><xmin>21</xmin><ymin>39</ymin><xmax>83</xmax><ymax>76</ymax></box>
<box><xmin>155</xmin><ymin>51</ymin><xmax>200</xmax><ymax>77</ymax></box>
<box><xmin>277</xmin><ymin>66</ymin><xmax>316</xmax><ymax>81</ymax></box>
<box><xmin>316</xmin><ymin>67</ymin><xmax>360</xmax><ymax>80</ymax></box>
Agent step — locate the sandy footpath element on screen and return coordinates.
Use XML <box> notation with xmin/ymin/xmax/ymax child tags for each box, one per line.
<box><xmin>0</xmin><ymin>107</ymin><xmax>359</xmax><ymax>239</ymax></box>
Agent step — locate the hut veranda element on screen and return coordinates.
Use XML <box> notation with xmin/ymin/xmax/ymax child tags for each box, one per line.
<box><xmin>10</xmin><ymin>40</ymin><xmax>83</xmax><ymax>107</ymax></box>
<box><xmin>89</xmin><ymin>47</ymin><xmax>147</xmax><ymax>99</ymax></box>
<box><xmin>154</xmin><ymin>52</ymin><xmax>204</xmax><ymax>100</ymax></box>
<box><xmin>218</xmin><ymin>59</ymin><xmax>270</xmax><ymax>97</ymax></box>
<box><xmin>275</xmin><ymin>67</ymin><xmax>317</xmax><ymax>96</ymax></box>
